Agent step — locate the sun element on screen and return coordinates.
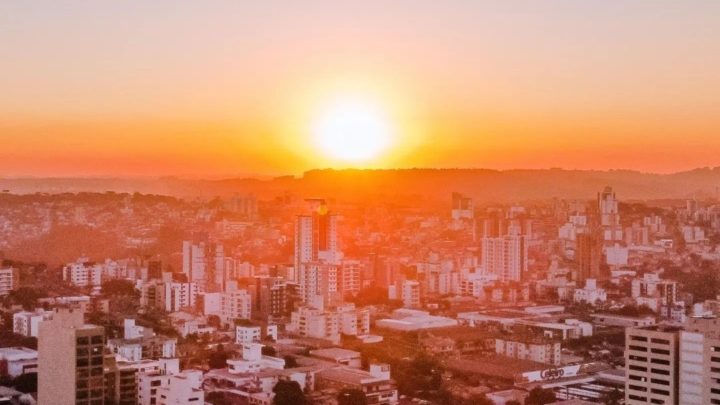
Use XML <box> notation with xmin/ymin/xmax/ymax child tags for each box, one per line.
<box><xmin>312</xmin><ymin>98</ymin><xmax>393</xmax><ymax>162</ymax></box>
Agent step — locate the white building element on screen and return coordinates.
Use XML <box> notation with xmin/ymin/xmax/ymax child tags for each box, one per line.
<box><xmin>605</xmin><ymin>244</ymin><xmax>629</xmax><ymax>266</ymax></box>
<box><xmin>226</xmin><ymin>343</ymin><xmax>285</xmax><ymax>374</ymax></box>
<box><xmin>376</xmin><ymin>309</ymin><xmax>458</xmax><ymax>331</ymax></box>
<box><xmin>219</xmin><ymin>289</ymin><xmax>252</xmax><ymax>325</ymax></box>
<box><xmin>182</xmin><ymin>240</ymin><xmax>207</xmax><ymax>283</ymax></box>
<box><xmin>62</xmin><ymin>258</ymin><xmax>103</xmax><ymax>287</ymax></box>
<box><xmin>679</xmin><ymin>316</ymin><xmax>720</xmax><ymax>404</ymax></box>
<box><xmin>0</xmin><ymin>347</ymin><xmax>38</xmax><ymax>377</ymax></box>
<box><xmin>573</xmin><ymin>279</ymin><xmax>607</xmax><ymax>305</ymax></box>
<box><xmin>13</xmin><ymin>309</ymin><xmax>53</xmax><ymax>337</ymax></box>
<box><xmin>157</xmin><ymin>369</ymin><xmax>204</xmax><ymax>405</ymax></box>
<box><xmin>481</xmin><ymin>235</ymin><xmax>528</xmax><ymax>282</ymax></box>
<box><xmin>163</xmin><ymin>282</ymin><xmax>199</xmax><ymax>312</ymax></box>
<box><xmin>598</xmin><ymin>186</ymin><xmax>623</xmax><ymax>242</ymax></box>
<box><xmin>138</xmin><ymin>358</ymin><xmax>181</xmax><ymax>405</ymax></box>
<box><xmin>400</xmin><ymin>280</ymin><xmax>421</xmax><ymax>308</ymax></box>
<box><xmin>0</xmin><ymin>267</ymin><xmax>18</xmax><ymax>296</ymax></box>
<box><xmin>236</xmin><ymin>324</ymin><xmax>278</xmax><ymax>344</ymax></box>
<box><xmin>495</xmin><ymin>337</ymin><xmax>561</xmax><ymax>366</ymax></box>
<box><xmin>288</xmin><ymin>303</ymin><xmax>369</xmax><ymax>344</ymax></box>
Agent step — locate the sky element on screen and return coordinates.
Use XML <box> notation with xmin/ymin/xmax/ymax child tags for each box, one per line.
<box><xmin>1</xmin><ymin>0</ymin><xmax>719</xmax><ymax>177</ymax></box>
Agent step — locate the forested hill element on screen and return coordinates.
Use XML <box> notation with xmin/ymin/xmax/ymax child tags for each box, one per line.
<box><xmin>2</xmin><ymin>167</ymin><xmax>720</xmax><ymax>202</ymax></box>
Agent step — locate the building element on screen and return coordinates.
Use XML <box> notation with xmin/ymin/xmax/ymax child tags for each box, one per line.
<box><xmin>0</xmin><ymin>267</ymin><xmax>18</xmax><ymax>296</ymax></box>
<box><xmin>481</xmin><ymin>234</ymin><xmax>528</xmax><ymax>282</ymax></box>
<box><xmin>37</xmin><ymin>308</ymin><xmax>107</xmax><ymax>405</ymax></box>
<box><xmin>340</xmin><ymin>260</ymin><xmax>362</xmax><ymax>297</ymax></box>
<box><xmin>13</xmin><ymin>309</ymin><xmax>53</xmax><ymax>337</ymax></box>
<box><xmin>315</xmin><ymin>364</ymin><xmax>398</xmax><ymax>405</ymax></box>
<box><xmin>288</xmin><ymin>303</ymin><xmax>369</xmax><ymax>344</ymax></box>
<box><xmin>219</xmin><ymin>289</ymin><xmax>252</xmax><ymax>325</ymax></box>
<box><xmin>294</xmin><ymin>200</ymin><xmax>341</xmax><ymax>281</ymax></box>
<box><xmin>679</xmin><ymin>316</ymin><xmax>720</xmax><ymax>404</ymax></box>
<box><xmin>376</xmin><ymin>309</ymin><xmax>458</xmax><ymax>331</ymax></box>
<box><xmin>236</xmin><ymin>323</ymin><xmax>278</xmax><ymax>344</ymax></box>
<box><xmin>598</xmin><ymin>186</ymin><xmax>623</xmax><ymax>242</ymax></box>
<box><xmin>631</xmin><ymin>273</ymin><xmax>679</xmax><ymax>318</ymax></box>
<box><xmin>573</xmin><ymin>279</ymin><xmax>607</xmax><ymax>305</ymax></box>
<box><xmin>495</xmin><ymin>337</ymin><xmax>562</xmax><ymax>366</ymax></box>
<box><xmin>0</xmin><ymin>347</ymin><xmax>37</xmax><ymax>378</ymax></box>
<box><xmin>158</xmin><ymin>282</ymin><xmax>200</xmax><ymax>312</ymax></box>
<box><xmin>137</xmin><ymin>358</ymin><xmax>186</xmax><ymax>405</ymax></box>
<box><xmin>156</xmin><ymin>369</ymin><xmax>204</xmax><ymax>405</ymax></box>
<box><xmin>182</xmin><ymin>239</ymin><xmax>207</xmax><ymax>284</ymax></box>
<box><xmin>451</xmin><ymin>192</ymin><xmax>474</xmax><ymax>220</ymax></box>
<box><xmin>400</xmin><ymin>280</ymin><xmax>421</xmax><ymax>308</ymax></box>
<box><xmin>625</xmin><ymin>325</ymin><xmax>681</xmax><ymax>405</ymax></box>
<box><xmin>252</xmin><ymin>276</ymin><xmax>291</xmax><ymax>320</ymax></box>
<box><xmin>298</xmin><ymin>261</ymin><xmax>340</xmax><ymax>305</ymax></box>
<box><xmin>575</xmin><ymin>231</ymin><xmax>602</xmax><ymax>284</ymax></box>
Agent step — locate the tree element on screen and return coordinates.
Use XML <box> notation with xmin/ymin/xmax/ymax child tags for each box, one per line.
<box><xmin>101</xmin><ymin>279</ymin><xmax>137</xmax><ymax>297</ymax></box>
<box><xmin>262</xmin><ymin>345</ymin><xmax>277</xmax><ymax>357</ymax></box>
<box><xmin>284</xmin><ymin>355</ymin><xmax>298</xmax><ymax>368</ymax></box>
<box><xmin>337</xmin><ymin>388</ymin><xmax>367</xmax><ymax>405</ymax></box>
<box><xmin>600</xmin><ymin>387</ymin><xmax>623</xmax><ymax>405</ymax></box>
<box><xmin>12</xmin><ymin>372</ymin><xmax>37</xmax><ymax>393</ymax></box>
<box><xmin>8</xmin><ymin>287</ymin><xmax>44</xmax><ymax>310</ymax></box>
<box><xmin>273</xmin><ymin>380</ymin><xmax>305</xmax><ymax>405</ymax></box>
<box><xmin>525</xmin><ymin>387</ymin><xmax>556</xmax><ymax>405</ymax></box>
<box><xmin>208</xmin><ymin>345</ymin><xmax>229</xmax><ymax>369</ymax></box>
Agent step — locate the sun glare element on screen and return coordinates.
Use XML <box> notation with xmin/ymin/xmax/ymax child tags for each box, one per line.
<box><xmin>312</xmin><ymin>98</ymin><xmax>393</xmax><ymax>162</ymax></box>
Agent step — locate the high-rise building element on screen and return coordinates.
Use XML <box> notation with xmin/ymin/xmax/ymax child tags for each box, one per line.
<box><xmin>294</xmin><ymin>199</ymin><xmax>341</xmax><ymax>281</ymax></box>
<box><xmin>0</xmin><ymin>267</ymin><xmax>17</xmax><ymax>296</ymax></box>
<box><xmin>252</xmin><ymin>276</ymin><xmax>290</xmax><ymax>320</ymax></box>
<box><xmin>598</xmin><ymin>186</ymin><xmax>623</xmax><ymax>243</ymax></box>
<box><xmin>219</xmin><ymin>289</ymin><xmax>252</xmax><ymax>324</ymax></box>
<box><xmin>480</xmin><ymin>216</ymin><xmax>529</xmax><ymax>282</ymax></box>
<box><xmin>575</xmin><ymin>231</ymin><xmax>602</xmax><ymax>284</ymax></box>
<box><xmin>299</xmin><ymin>262</ymin><xmax>341</xmax><ymax>305</ymax></box>
<box><xmin>38</xmin><ymin>308</ymin><xmax>107</xmax><ymax>405</ymax></box>
<box><xmin>679</xmin><ymin>316</ymin><xmax>720</xmax><ymax>404</ymax></box>
<box><xmin>451</xmin><ymin>192</ymin><xmax>474</xmax><ymax>220</ymax></box>
<box><xmin>625</xmin><ymin>325</ymin><xmax>681</xmax><ymax>405</ymax></box>
<box><xmin>481</xmin><ymin>235</ymin><xmax>527</xmax><ymax>282</ymax></box>
<box><xmin>182</xmin><ymin>240</ymin><xmax>207</xmax><ymax>284</ymax></box>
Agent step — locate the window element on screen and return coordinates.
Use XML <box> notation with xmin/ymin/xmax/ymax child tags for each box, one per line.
<box><xmin>651</xmin><ymin>348</ymin><xmax>670</xmax><ymax>355</ymax></box>
<box><xmin>651</xmin><ymin>359</ymin><xmax>670</xmax><ymax>365</ymax></box>
<box><xmin>651</xmin><ymin>388</ymin><xmax>669</xmax><ymax>395</ymax></box>
<box><xmin>650</xmin><ymin>378</ymin><xmax>669</xmax><ymax>385</ymax></box>
<box><xmin>651</xmin><ymin>338</ymin><xmax>670</xmax><ymax>345</ymax></box>
<box><xmin>651</xmin><ymin>368</ymin><xmax>670</xmax><ymax>375</ymax></box>
<box><xmin>629</xmin><ymin>345</ymin><xmax>648</xmax><ymax>352</ymax></box>
<box><xmin>631</xmin><ymin>336</ymin><xmax>648</xmax><ymax>342</ymax></box>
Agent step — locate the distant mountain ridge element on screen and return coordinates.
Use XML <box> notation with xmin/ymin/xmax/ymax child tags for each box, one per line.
<box><xmin>2</xmin><ymin>167</ymin><xmax>720</xmax><ymax>202</ymax></box>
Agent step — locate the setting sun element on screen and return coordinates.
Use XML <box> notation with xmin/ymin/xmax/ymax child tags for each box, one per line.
<box><xmin>311</xmin><ymin>98</ymin><xmax>393</xmax><ymax>162</ymax></box>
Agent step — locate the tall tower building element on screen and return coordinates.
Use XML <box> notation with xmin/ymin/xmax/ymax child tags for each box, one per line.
<box><xmin>598</xmin><ymin>186</ymin><xmax>623</xmax><ymax>243</ymax></box>
<box><xmin>480</xmin><ymin>217</ymin><xmax>528</xmax><ymax>282</ymax></box>
<box><xmin>625</xmin><ymin>325</ymin><xmax>680</xmax><ymax>405</ymax></box>
<box><xmin>679</xmin><ymin>316</ymin><xmax>720</xmax><ymax>404</ymax></box>
<box><xmin>38</xmin><ymin>308</ymin><xmax>106</xmax><ymax>405</ymax></box>
<box><xmin>575</xmin><ymin>231</ymin><xmax>602</xmax><ymax>284</ymax></box>
<box><xmin>294</xmin><ymin>199</ymin><xmax>341</xmax><ymax>280</ymax></box>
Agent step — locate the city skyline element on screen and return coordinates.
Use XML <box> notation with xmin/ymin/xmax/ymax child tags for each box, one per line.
<box><xmin>2</xmin><ymin>1</ymin><xmax>720</xmax><ymax>177</ymax></box>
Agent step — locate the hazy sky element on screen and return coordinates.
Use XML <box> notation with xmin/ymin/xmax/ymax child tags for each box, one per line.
<box><xmin>1</xmin><ymin>1</ymin><xmax>719</xmax><ymax>177</ymax></box>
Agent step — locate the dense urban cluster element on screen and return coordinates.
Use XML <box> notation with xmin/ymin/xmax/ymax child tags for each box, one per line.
<box><xmin>1</xmin><ymin>187</ymin><xmax>720</xmax><ymax>405</ymax></box>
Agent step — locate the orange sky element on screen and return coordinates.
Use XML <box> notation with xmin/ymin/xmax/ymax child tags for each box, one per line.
<box><xmin>1</xmin><ymin>1</ymin><xmax>719</xmax><ymax>177</ymax></box>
